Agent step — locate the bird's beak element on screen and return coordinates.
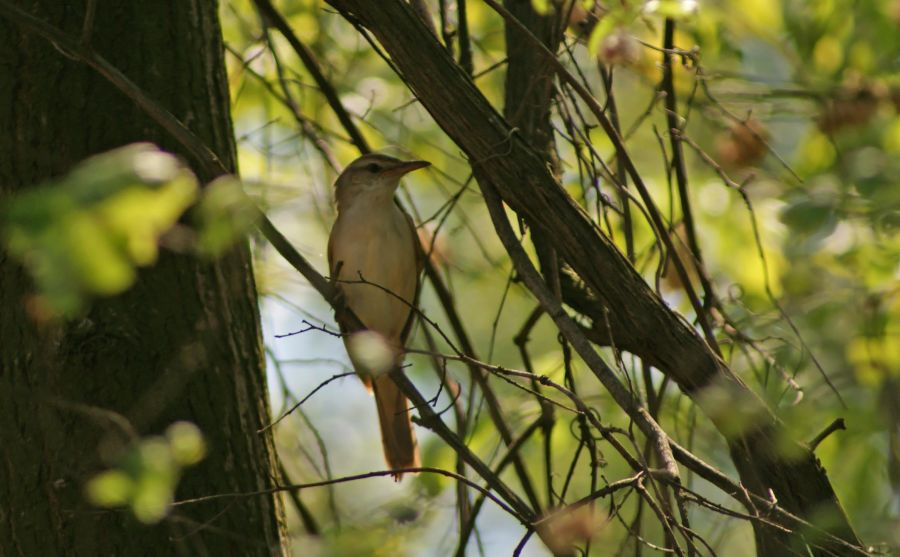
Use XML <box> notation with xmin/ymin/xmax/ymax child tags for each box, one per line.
<box><xmin>383</xmin><ymin>159</ymin><xmax>431</xmax><ymax>177</ymax></box>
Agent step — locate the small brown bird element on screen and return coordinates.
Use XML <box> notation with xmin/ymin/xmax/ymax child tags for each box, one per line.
<box><xmin>327</xmin><ymin>153</ymin><xmax>429</xmax><ymax>479</ymax></box>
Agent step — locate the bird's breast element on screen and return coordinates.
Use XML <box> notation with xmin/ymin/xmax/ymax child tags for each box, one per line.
<box><xmin>329</xmin><ymin>205</ymin><xmax>418</xmax><ymax>343</ymax></box>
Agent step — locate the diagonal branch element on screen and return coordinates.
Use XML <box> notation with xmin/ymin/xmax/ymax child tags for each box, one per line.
<box><xmin>480</xmin><ymin>176</ymin><xmax>680</xmax><ymax>483</ymax></box>
<box><xmin>251</xmin><ymin>0</ymin><xmax>371</xmax><ymax>154</ymax></box>
<box><xmin>318</xmin><ymin>1</ymin><xmax>863</xmax><ymax>554</ymax></box>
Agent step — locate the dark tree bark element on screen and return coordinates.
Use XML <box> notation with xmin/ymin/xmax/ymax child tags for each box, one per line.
<box><xmin>0</xmin><ymin>2</ymin><xmax>286</xmax><ymax>555</ymax></box>
<box><xmin>323</xmin><ymin>2</ymin><xmax>862</xmax><ymax>556</ymax></box>
<box><xmin>502</xmin><ymin>0</ymin><xmax>563</xmax><ymax>293</ymax></box>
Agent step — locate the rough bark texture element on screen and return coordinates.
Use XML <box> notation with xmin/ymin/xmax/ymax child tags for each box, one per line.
<box><xmin>502</xmin><ymin>1</ymin><xmax>559</xmax><ymax>160</ymax></box>
<box><xmin>502</xmin><ymin>0</ymin><xmax>563</xmax><ymax>294</ymax></box>
<box><xmin>0</xmin><ymin>2</ymin><xmax>286</xmax><ymax>555</ymax></box>
<box><xmin>324</xmin><ymin>2</ymin><xmax>861</xmax><ymax>555</ymax></box>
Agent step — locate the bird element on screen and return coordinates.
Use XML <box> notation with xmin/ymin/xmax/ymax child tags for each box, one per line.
<box><xmin>327</xmin><ymin>153</ymin><xmax>429</xmax><ymax>479</ymax></box>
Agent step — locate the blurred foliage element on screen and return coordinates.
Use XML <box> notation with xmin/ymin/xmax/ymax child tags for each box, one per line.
<box><xmin>193</xmin><ymin>174</ymin><xmax>260</xmax><ymax>256</ymax></box>
<box><xmin>85</xmin><ymin>422</ymin><xmax>206</xmax><ymax>524</ymax></box>
<box><xmin>2</xmin><ymin>144</ymin><xmax>198</xmax><ymax>317</ymax></box>
<box><xmin>2</xmin><ymin>144</ymin><xmax>261</xmax><ymax>318</ymax></box>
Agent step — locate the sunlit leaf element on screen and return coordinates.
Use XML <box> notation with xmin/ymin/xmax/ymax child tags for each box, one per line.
<box><xmin>882</xmin><ymin>116</ymin><xmax>900</xmax><ymax>153</ymax></box>
<box><xmin>194</xmin><ymin>176</ymin><xmax>259</xmax><ymax>256</ymax></box>
<box><xmin>813</xmin><ymin>35</ymin><xmax>844</xmax><ymax>73</ymax></box>
<box><xmin>796</xmin><ymin>131</ymin><xmax>837</xmax><ymax>175</ymax></box>
<box><xmin>847</xmin><ymin>335</ymin><xmax>900</xmax><ymax>387</ymax></box>
<box><xmin>2</xmin><ymin>144</ymin><xmax>199</xmax><ymax>317</ymax></box>
<box><xmin>586</xmin><ymin>16</ymin><xmax>617</xmax><ymax>57</ymax></box>
<box><xmin>167</xmin><ymin>421</ymin><xmax>207</xmax><ymax>466</ymax></box>
<box><xmin>85</xmin><ymin>470</ymin><xmax>134</xmax><ymax>507</ymax></box>
<box><xmin>531</xmin><ymin>0</ymin><xmax>552</xmax><ymax>15</ymax></box>
<box><xmin>131</xmin><ymin>474</ymin><xmax>175</xmax><ymax>524</ymax></box>
<box><xmin>85</xmin><ymin>422</ymin><xmax>206</xmax><ymax>524</ymax></box>
<box><xmin>728</xmin><ymin>0</ymin><xmax>783</xmax><ymax>35</ymax></box>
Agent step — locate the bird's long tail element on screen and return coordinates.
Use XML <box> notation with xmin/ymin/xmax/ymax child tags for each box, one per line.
<box><xmin>371</xmin><ymin>374</ymin><xmax>419</xmax><ymax>480</ymax></box>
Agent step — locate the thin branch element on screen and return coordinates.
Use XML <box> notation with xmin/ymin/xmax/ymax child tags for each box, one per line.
<box><xmin>423</xmin><ymin>264</ymin><xmax>545</xmax><ymax>514</ymax></box>
<box><xmin>660</xmin><ymin>18</ymin><xmax>718</xmax><ymax>318</ymax></box>
<box><xmin>258</xmin><ymin>372</ymin><xmax>356</xmax><ymax>433</ymax></box>
<box><xmin>481</xmin><ymin>0</ymin><xmax>720</xmax><ymax>354</ymax></box>
<box><xmin>455</xmin><ymin>418</ymin><xmax>543</xmax><ymax>557</ymax></box>
<box><xmin>80</xmin><ymin>0</ymin><xmax>96</xmax><ymax>47</ymax></box>
<box><xmin>277</xmin><ymin>462</ymin><xmax>321</xmax><ymax>536</ymax></box>
<box><xmin>173</xmin><ymin>466</ymin><xmax>518</xmax><ymax>519</ymax></box>
<box><xmin>479</xmin><ymin>176</ymin><xmax>680</xmax><ymax>483</ymax></box>
<box><xmin>252</xmin><ymin>0</ymin><xmax>371</xmax><ymax>153</ymax></box>
<box><xmin>675</xmin><ymin>130</ymin><xmax>845</xmax><ymax>407</ymax></box>
<box><xmin>808</xmin><ymin>418</ymin><xmax>846</xmax><ymax>451</ymax></box>
<box><xmin>390</xmin><ymin>370</ymin><xmax>536</xmax><ymax>521</ymax></box>
<box><xmin>532</xmin><ymin>472</ymin><xmax>644</xmax><ymax>528</ymax></box>
<box><xmin>457</xmin><ymin>0</ymin><xmax>473</xmax><ymax>75</ymax></box>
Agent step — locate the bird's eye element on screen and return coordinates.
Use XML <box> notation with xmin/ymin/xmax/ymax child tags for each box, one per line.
<box><xmin>365</xmin><ymin>163</ymin><xmax>380</xmax><ymax>173</ymax></box>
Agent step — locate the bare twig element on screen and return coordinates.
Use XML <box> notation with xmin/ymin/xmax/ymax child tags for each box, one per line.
<box><xmin>809</xmin><ymin>418</ymin><xmax>846</xmax><ymax>450</ymax></box>
<box><xmin>277</xmin><ymin>462</ymin><xmax>321</xmax><ymax>536</ymax></box>
<box><xmin>252</xmin><ymin>0</ymin><xmax>371</xmax><ymax>153</ymax></box>
<box><xmin>480</xmin><ymin>176</ymin><xmax>680</xmax><ymax>483</ymax></box>
<box><xmin>173</xmin><ymin>466</ymin><xmax>519</xmax><ymax>519</ymax></box>
<box><xmin>258</xmin><ymin>372</ymin><xmax>356</xmax><ymax>433</ymax></box>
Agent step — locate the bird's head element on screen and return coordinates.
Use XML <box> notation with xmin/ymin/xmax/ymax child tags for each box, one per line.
<box><xmin>335</xmin><ymin>154</ymin><xmax>430</xmax><ymax>209</ymax></box>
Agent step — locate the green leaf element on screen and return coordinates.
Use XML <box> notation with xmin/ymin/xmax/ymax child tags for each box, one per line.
<box><xmin>96</xmin><ymin>173</ymin><xmax>197</xmax><ymax>265</ymax></box>
<box><xmin>85</xmin><ymin>470</ymin><xmax>134</xmax><ymax>507</ymax></box>
<box><xmin>2</xmin><ymin>144</ymin><xmax>199</xmax><ymax>317</ymax></box>
<box><xmin>85</xmin><ymin>422</ymin><xmax>206</xmax><ymax>524</ymax></box>
<box><xmin>194</xmin><ymin>176</ymin><xmax>259</xmax><ymax>257</ymax></box>
<box><xmin>131</xmin><ymin>473</ymin><xmax>176</xmax><ymax>524</ymax></box>
<box><xmin>166</xmin><ymin>421</ymin><xmax>207</xmax><ymax>466</ymax></box>
<box><xmin>531</xmin><ymin>0</ymin><xmax>552</xmax><ymax>16</ymax></box>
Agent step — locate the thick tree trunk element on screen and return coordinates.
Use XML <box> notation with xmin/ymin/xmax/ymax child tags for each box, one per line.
<box><xmin>324</xmin><ymin>2</ymin><xmax>862</xmax><ymax>555</ymax></box>
<box><xmin>0</xmin><ymin>2</ymin><xmax>286</xmax><ymax>555</ymax></box>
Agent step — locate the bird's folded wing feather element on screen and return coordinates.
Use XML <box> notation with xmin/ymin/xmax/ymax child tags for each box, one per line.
<box><xmin>399</xmin><ymin>209</ymin><xmax>424</xmax><ymax>346</ymax></box>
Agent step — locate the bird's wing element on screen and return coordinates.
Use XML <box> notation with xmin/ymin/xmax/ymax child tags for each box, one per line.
<box><xmin>399</xmin><ymin>209</ymin><xmax>424</xmax><ymax>347</ymax></box>
<box><xmin>326</xmin><ymin>226</ymin><xmax>351</xmax><ymax>335</ymax></box>
<box><xmin>326</xmin><ymin>226</ymin><xmax>336</xmax><ymax>275</ymax></box>
<box><xmin>329</xmin><ymin>221</ymin><xmax>374</xmax><ymax>389</ymax></box>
